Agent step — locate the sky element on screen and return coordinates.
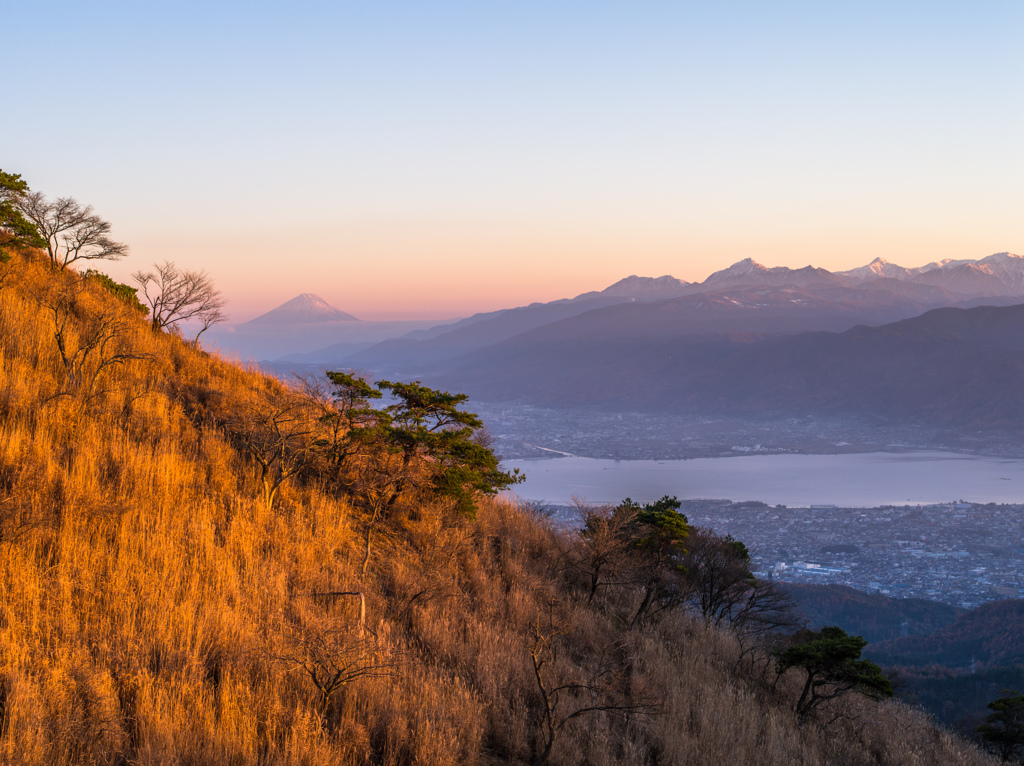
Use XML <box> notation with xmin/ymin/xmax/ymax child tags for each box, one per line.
<box><xmin>5</xmin><ymin>1</ymin><xmax>1022</xmax><ymax>321</ymax></box>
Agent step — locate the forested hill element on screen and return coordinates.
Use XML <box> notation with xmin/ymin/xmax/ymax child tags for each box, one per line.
<box><xmin>0</xmin><ymin>247</ymin><xmax>995</xmax><ymax>765</ymax></box>
<box><xmin>867</xmin><ymin>600</ymin><xmax>1024</xmax><ymax>669</ymax></box>
<box><xmin>783</xmin><ymin>584</ymin><xmax>964</xmax><ymax>644</ymax></box>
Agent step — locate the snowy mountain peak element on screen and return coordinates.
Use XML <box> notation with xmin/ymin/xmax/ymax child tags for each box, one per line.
<box><xmin>244</xmin><ymin>293</ymin><xmax>359</xmax><ymax>325</ymax></box>
<box><xmin>702</xmin><ymin>259</ymin><xmax>842</xmax><ymax>289</ymax></box>
<box><xmin>702</xmin><ymin>258</ymin><xmax>769</xmax><ymax>285</ymax></box>
<box><xmin>601</xmin><ymin>275</ymin><xmax>690</xmax><ymax>297</ymax></box>
<box><xmin>838</xmin><ymin>258</ymin><xmax>919</xmax><ymax>283</ymax></box>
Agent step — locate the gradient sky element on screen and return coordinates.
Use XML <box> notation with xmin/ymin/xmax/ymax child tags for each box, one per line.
<box><xmin>5</xmin><ymin>1</ymin><xmax>1022</xmax><ymax>321</ymax></box>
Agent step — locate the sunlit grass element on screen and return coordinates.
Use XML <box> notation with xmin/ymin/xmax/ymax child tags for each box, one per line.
<box><xmin>0</xmin><ymin>250</ymin><xmax>996</xmax><ymax>765</ymax></box>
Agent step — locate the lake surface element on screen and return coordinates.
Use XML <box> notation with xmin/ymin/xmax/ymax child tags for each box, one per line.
<box><xmin>503</xmin><ymin>451</ymin><xmax>1024</xmax><ymax>507</ymax></box>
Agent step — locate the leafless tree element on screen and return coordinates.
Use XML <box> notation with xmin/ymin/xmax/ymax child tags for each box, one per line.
<box><xmin>349</xmin><ymin>449</ymin><xmax>418</xmax><ymax>575</ymax></box>
<box><xmin>731</xmin><ymin>578</ymin><xmax>803</xmax><ymax>679</ymax></box>
<box><xmin>36</xmin><ymin>278</ymin><xmax>149</xmax><ymax>404</ymax></box>
<box><xmin>682</xmin><ymin>527</ymin><xmax>758</xmax><ymax>628</ymax></box>
<box><xmin>678</xmin><ymin>528</ymin><xmax>802</xmax><ymax>675</ymax></box>
<box><xmin>224</xmin><ymin>391</ymin><xmax>324</xmax><ymax>509</ymax></box>
<box><xmin>529</xmin><ymin>610</ymin><xmax>659</xmax><ymax>766</ymax></box>
<box><xmin>132</xmin><ymin>261</ymin><xmax>227</xmax><ymax>342</ymax></box>
<box><xmin>287</xmin><ymin>632</ymin><xmax>394</xmax><ymax>717</ymax></box>
<box><xmin>292</xmin><ymin>371</ymin><xmax>356</xmax><ymax>466</ymax></box>
<box><xmin>570</xmin><ymin>499</ymin><xmax>641</xmax><ymax>604</ymax></box>
<box><xmin>193</xmin><ymin>303</ymin><xmax>227</xmax><ymax>346</ymax></box>
<box><xmin>18</xmin><ymin>193</ymin><xmax>129</xmax><ymax>270</ymax></box>
<box><xmin>273</xmin><ymin>605</ymin><xmax>397</xmax><ymax>721</ymax></box>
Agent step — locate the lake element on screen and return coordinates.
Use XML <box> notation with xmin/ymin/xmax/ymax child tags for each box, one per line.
<box><xmin>503</xmin><ymin>451</ymin><xmax>1024</xmax><ymax>507</ymax></box>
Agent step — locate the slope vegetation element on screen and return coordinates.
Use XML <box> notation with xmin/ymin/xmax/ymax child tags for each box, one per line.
<box><xmin>0</xmin><ymin>251</ymin><xmax>993</xmax><ymax>765</ymax></box>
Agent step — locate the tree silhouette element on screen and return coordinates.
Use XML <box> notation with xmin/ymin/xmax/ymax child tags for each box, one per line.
<box><xmin>682</xmin><ymin>528</ymin><xmax>756</xmax><ymax>627</ymax></box>
<box><xmin>133</xmin><ymin>261</ymin><xmax>227</xmax><ymax>342</ymax></box>
<box><xmin>977</xmin><ymin>691</ymin><xmax>1024</xmax><ymax>762</ymax></box>
<box><xmin>775</xmin><ymin>626</ymin><xmax>893</xmax><ymax>725</ymax></box>
<box><xmin>18</xmin><ymin>192</ymin><xmax>128</xmax><ymax>270</ymax></box>
<box><xmin>620</xmin><ymin>496</ymin><xmax>689</xmax><ymax>627</ymax></box>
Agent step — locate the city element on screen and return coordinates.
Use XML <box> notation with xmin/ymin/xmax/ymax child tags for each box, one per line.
<box><xmin>543</xmin><ymin>498</ymin><xmax>1024</xmax><ymax>609</ymax></box>
<box><xmin>476</xmin><ymin>403</ymin><xmax>1024</xmax><ymax>461</ymax></box>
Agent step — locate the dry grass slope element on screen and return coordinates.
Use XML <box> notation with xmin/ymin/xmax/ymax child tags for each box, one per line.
<box><xmin>0</xmin><ymin>251</ymin><xmax>996</xmax><ymax>765</ymax></box>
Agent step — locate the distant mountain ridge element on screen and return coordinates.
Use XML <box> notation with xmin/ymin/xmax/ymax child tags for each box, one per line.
<box><xmin>332</xmin><ymin>251</ymin><xmax>1024</xmax><ymax>367</ymax></box>
<box><xmin>424</xmin><ymin>302</ymin><xmax>1024</xmax><ymax>432</ymax></box>
<box><xmin>705</xmin><ymin>252</ymin><xmax>1024</xmax><ymax>297</ymax></box>
<box><xmin>784</xmin><ymin>583</ymin><xmax>963</xmax><ymax>644</ymax></box>
<box><xmin>267</xmin><ymin>253</ymin><xmax>1024</xmax><ymax>420</ymax></box>
<box><xmin>702</xmin><ymin>259</ymin><xmax>845</xmax><ymax>290</ymax></box>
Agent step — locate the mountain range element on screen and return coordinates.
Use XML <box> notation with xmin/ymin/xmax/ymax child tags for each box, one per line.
<box><xmin>251</xmin><ymin>252</ymin><xmax>1024</xmax><ymax>438</ymax></box>
<box><xmin>419</xmin><ymin>303</ymin><xmax>1024</xmax><ymax>431</ymax></box>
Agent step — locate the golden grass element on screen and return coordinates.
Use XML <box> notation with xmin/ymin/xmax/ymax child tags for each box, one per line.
<box><xmin>0</xmin><ymin>250</ymin><xmax>998</xmax><ymax>765</ymax></box>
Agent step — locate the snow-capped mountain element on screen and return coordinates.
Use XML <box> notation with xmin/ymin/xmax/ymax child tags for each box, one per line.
<box><xmin>836</xmin><ymin>257</ymin><xmax>923</xmax><ymax>283</ymax></box>
<box><xmin>971</xmin><ymin>252</ymin><xmax>1024</xmax><ymax>292</ymax></box>
<box><xmin>912</xmin><ymin>262</ymin><xmax>1008</xmax><ymax>296</ymax></box>
<box><xmin>702</xmin><ymin>253</ymin><xmax>1024</xmax><ymax>298</ymax></box>
<box><xmin>242</xmin><ymin>293</ymin><xmax>359</xmax><ymax>325</ymax></box>
<box><xmin>892</xmin><ymin>252</ymin><xmax>1024</xmax><ymax>297</ymax></box>
<box><xmin>701</xmin><ymin>258</ymin><xmax>843</xmax><ymax>289</ymax></box>
<box><xmin>599</xmin><ymin>274</ymin><xmax>691</xmax><ymax>299</ymax></box>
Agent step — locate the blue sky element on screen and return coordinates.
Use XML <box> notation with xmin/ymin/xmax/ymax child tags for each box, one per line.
<box><xmin>5</xmin><ymin>1</ymin><xmax>1022</xmax><ymax>319</ymax></box>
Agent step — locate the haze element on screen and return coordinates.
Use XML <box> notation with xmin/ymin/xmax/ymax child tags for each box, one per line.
<box><xmin>5</xmin><ymin>1</ymin><xmax>1022</xmax><ymax>320</ymax></box>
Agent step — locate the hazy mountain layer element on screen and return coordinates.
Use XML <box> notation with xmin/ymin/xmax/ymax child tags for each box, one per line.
<box><xmin>425</xmin><ymin>303</ymin><xmax>1024</xmax><ymax>434</ymax></box>
<box><xmin>311</xmin><ymin>252</ymin><xmax>1024</xmax><ymax>378</ymax></box>
<box><xmin>784</xmin><ymin>583</ymin><xmax>964</xmax><ymax>644</ymax></box>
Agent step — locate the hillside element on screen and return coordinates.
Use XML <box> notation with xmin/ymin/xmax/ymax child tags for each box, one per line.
<box><xmin>783</xmin><ymin>584</ymin><xmax>963</xmax><ymax>644</ymax></box>
<box><xmin>782</xmin><ymin>585</ymin><xmax>1024</xmax><ymax>727</ymax></box>
<box><xmin>867</xmin><ymin>600</ymin><xmax>1024</xmax><ymax>669</ymax></box>
<box><xmin>0</xmin><ymin>249</ymin><xmax>995</xmax><ymax>765</ymax></box>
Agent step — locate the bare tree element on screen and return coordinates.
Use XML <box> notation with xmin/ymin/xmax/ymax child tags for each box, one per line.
<box><xmin>570</xmin><ymin>499</ymin><xmax>640</xmax><ymax>604</ymax></box>
<box><xmin>35</xmin><ymin>278</ymin><xmax>149</xmax><ymax>404</ymax></box>
<box><xmin>682</xmin><ymin>527</ymin><xmax>757</xmax><ymax>628</ymax></box>
<box><xmin>731</xmin><ymin>578</ymin><xmax>803</xmax><ymax>679</ymax></box>
<box><xmin>18</xmin><ymin>192</ymin><xmax>128</xmax><ymax>270</ymax></box>
<box><xmin>529</xmin><ymin>611</ymin><xmax>659</xmax><ymax>766</ymax></box>
<box><xmin>193</xmin><ymin>304</ymin><xmax>227</xmax><ymax>345</ymax></box>
<box><xmin>284</xmin><ymin>631</ymin><xmax>394</xmax><ymax>718</ymax></box>
<box><xmin>132</xmin><ymin>261</ymin><xmax>227</xmax><ymax>342</ymax></box>
<box><xmin>224</xmin><ymin>391</ymin><xmax>324</xmax><ymax>509</ymax></box>
<box><xmin>273</xmin><ymin>604</ymin><xmax>397</xmax><ymax>721</ymax></box>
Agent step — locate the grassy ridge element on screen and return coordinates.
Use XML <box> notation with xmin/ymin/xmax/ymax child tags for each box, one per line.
<box><xmin>0</xmin><ymin>250</ymin><xmax>995</xmax><ymax>764</ymax></box>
